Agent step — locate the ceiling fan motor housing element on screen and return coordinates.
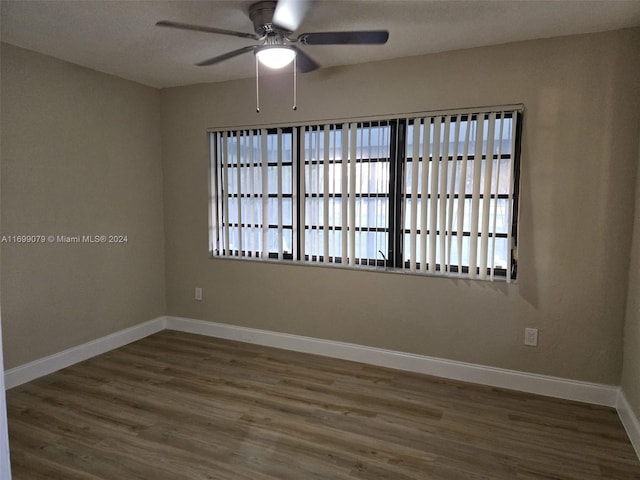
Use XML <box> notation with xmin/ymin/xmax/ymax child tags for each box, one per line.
<box><xmin>249</xmin><ymin>1</ymin><xmax>285</xmax><ymax>36</ymax></box>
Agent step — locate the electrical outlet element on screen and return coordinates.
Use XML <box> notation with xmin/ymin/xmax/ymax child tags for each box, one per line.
<box><xmin>195</xmin><ymin>287</ymin><xmax>202</xmax><ymax>301</ymax></box>
<box><xmin>524</xmin><ymin>328</ymin><xmax>538</xmax><ymax>347</ymax></box>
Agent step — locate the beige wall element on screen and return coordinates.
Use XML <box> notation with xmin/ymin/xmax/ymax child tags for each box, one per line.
<box><xmin>1</xmin><ymin>43</ymin><xmax>166</xmax><ymax>368</ymax></box>
<box><xmin>2</xmin><ymin>29</ymin><xmax>639</xmax><ymax>388</ymax></box>
<box><xmin>622</xmin><ymin>138</ymin><xmax>640</xmax><ymax>423</ymax></box>
<box><xmin>161</xmin><ymin>28</ymin><xmax>640</xmax><ymax>385</ymax></box>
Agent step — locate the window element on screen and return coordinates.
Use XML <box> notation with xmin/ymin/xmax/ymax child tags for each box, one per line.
<box><xmin>210</xmin><ymin>107</ymin><xmax>522</xmax><ymax>281</ymax></box>
<box><xmin>402</xmin><ymin>112</ymin><xmax>519</xmax><ymax>280</ymax></box>
<box><xmin>210</xmin><ymin>128</ymin><xmax>294</xmax><ymax>260</ymax></box>
<box><xmin>302</xmin><ymin>122</ymin><xmax>392</xmax><ymax>266</ymax></box>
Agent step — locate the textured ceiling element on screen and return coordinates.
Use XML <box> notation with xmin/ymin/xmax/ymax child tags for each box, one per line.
<box><xmin>2</xmin><ymin>0</ymin><xmax>640</xmax><ymax>88</ymax></box>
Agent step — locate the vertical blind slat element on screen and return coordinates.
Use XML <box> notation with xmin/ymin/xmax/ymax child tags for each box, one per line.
<box><xmin>457</xmin><ymin>118</ymin><xmax>471</xmax><ymax>275</ymax></box>
<box><xmin>341</xmin><ymin>123</ymin><xmax>349</xmax><ymax>265</ymax></box>
<box><xmin>382</xmin><ymin>123</ymin><xmax>390</xmax><ymax>266</ymax></box>
<box><xmin>334</xmin><ymin>127</ymin><xmax>340</xmax><ymax>261</ymax></box>
<box><xmin>506</xmin><ymin>114</ymin><xmax>518</xmax><ymax>283</ymax></box>
<box><xmin>369</xmin><ymin>125</ymin><xmax>376</xmax><ymax>266</ymax></box>
<box><xmin>299</xmin><ymin>128</ymin><xmax>306</xmax><ymax>260</ymax></box>
<box><xmin>292</xmin><ymin>127</ymin><xmax>298</xmax><ymax>260</ymax></box>
<box><xmin>428</xmin><ymin>117</ymin><xmax>440</xmax><ymax>274</ymax></box>
<box><xmin>235</xmin><ymin>131</ymin><xmax>242</xmax><ymax>256</ymax></box>
<box><xmin>247</xmin><ymin>131</ymin><xmax>255</xmax><ymax>255</ymax></box>
<box><xmin>323</xmin><ymin>124</ymin><xmax>330</xmax><ymax>262</ymax></box>
<box><xmin>357</xmin><ymin>126</ymin><xmax>364</xmax><ymax>263</ymax></box>
<box><xmin>260</xmin><ymin>129</ymin><xmax>269</xmax><ymax>259</ymax></box>
<box><xmin>315</xmin><ymin>127</ymin><xmax>321</xmax><ymax>260</ymax></box>
<box><xmin>446</xmin><ymin>119</ymin><xmax>461</xmax><ymax>269</ymax></box>
<box><xmin>276</xmin><ymin>129</ymin><xmax>283</xmax><ymax>260</ymax></box>
<box><xmin>209</xmin><ymin>135</ymin><xmax>222</xmax><ymax>254</ymax></box>
<box><xmin>222</xmin><ymin>132</ymin><xmax>230</xmax><ymax>256</ymax></box>
<box><xmin>409</xmin><ymin>119</ymin><xmax>420</xmax><ymax>271</ymax></box>
<box><xmin>419</xmin><ymin>118</ymin><xmax>430</xmax><ymax>272</ymax></box>
<box><xmin>469</xmin><ymin>116</ymin><xmax>484</xmax><ymax>279</ymax></box>
<box><xmin>348</xmin><ymin>123</ymin><xmax>357</xmax><ymax>266</ymax></box>
<box><xmin>479</xmin><ymin>113</ymin><xmax>496</xmax><ymax>280</ymax></box>
<box><xmin>490</xmin><ymin>114</ymin><xmax>505</xmax><ymax>282</ymax></box>
<box><xmin>439</xmin><ymin>116</ymin><xmax>451</xmax><ymax>272</ymax></box>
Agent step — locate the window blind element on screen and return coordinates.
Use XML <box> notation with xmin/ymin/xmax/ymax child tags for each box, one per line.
<box><xmin>300</xmin><ymin>122</ymin><xmax>391</xmax><ymax>266</ymax></box>
<box><xmin>211</xmin><ymin>128</ymin><xmax>294</xmax><ymax>260</ymax></box>
<box><xmin>210</xmin><ymin>106</ymin><xmax>521</xmax><ymax>281</ymax></box>
<box><xmin>402</xmin><ymin>111</ymin><xmax>517</xmax><ymax>281</ymax></box>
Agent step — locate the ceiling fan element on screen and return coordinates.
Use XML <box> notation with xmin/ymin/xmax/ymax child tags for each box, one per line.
<box><xmin>156</xmin><ymin>0</ymin><xmax>389</xmax><ymax>73</ymax></box>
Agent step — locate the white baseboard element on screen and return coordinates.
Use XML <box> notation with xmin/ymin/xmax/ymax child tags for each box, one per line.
<box><xmin>4</xmin><ymin>317</ymin><xmax>166</xmax><ymax>390</ymax></box>
<box><xmin>165</xmin><ymin>316</ymin><xmax>619</xmax><ymax>407</ymax></box>
<box><xmin>617</xmin><ymin>390</ymin><xmax>640</xmax><ymax>459</ymax></box>
<box><xmin>4</xmin><ymin>315</ymin><xmax>635</xmax><ymax>460</ymax></box>
<box><xmin>3</xmin><ymin>314</ymin><xmax>622</xmax><ymax>408</ymax></box>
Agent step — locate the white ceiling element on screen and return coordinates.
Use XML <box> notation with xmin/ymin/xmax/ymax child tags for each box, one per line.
<box><xmin>2</xmin><ymin>0</ymin><xmax>640</xmax><ymax>88</ymax></box>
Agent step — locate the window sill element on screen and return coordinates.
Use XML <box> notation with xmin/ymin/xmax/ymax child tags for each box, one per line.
<box><xmin>209</xmin><ymin>254</ymin><xmax>514</xmax><ymax>283</ymax></box>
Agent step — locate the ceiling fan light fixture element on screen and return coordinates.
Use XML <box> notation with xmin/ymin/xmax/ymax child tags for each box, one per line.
<box><xmin>256</xmin><ymin>46</ymin><xmax>296</xmax><ymax>69</ymax></box>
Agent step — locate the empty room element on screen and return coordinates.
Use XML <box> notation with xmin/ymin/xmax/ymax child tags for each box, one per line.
<box><xmin>1</xmin><ymin>0</ymin><xmax>640</xmax><ymax>478</ymax></box>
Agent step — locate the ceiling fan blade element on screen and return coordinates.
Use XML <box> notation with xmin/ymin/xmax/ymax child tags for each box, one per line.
<box><xmin>197</xmin><ymin>45</ymin><xmax>258</xmax><ymax>67</ymax></box>
<box><xmin>273</xmin><ymin>0</ymin><xmax>310</xmax><ymax>32</ymax></box>
<box><xmin>156</xmin><ymin>20</ymin><xmax>259</xmax><ymax>40</ymax></box>
<box><xmin>291</xmin><ymin>46</ymin><xmax>320</xmax><ymax>73</ymax></box>
<box><xmin>297</xmin><ymin>30</ymin><xmax>389</xmax><ymax>45</ymax></box>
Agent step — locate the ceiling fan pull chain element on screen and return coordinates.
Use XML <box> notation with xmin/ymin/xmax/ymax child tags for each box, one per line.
<box><xmin>292</xmin><ymin>56</ymin><xmax>297</xmax><ymax>111</ymax></box>
<box><xmin>255</xmin><ymin>56</ymin><xmax>261</xmax><ymax>113</ymax></box>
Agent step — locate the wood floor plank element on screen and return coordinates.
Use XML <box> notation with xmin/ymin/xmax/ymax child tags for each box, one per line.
<box><xmin>7</xmin><ymin>330</ymin><xmax>640</xmax><ymax>479</ymax></box>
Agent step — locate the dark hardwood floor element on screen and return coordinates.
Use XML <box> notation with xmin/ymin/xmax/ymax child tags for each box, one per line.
<box><xmin>6</xmin><ymin>330</ymin><xmax>640</xmax><ymax>479</ymax></box>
